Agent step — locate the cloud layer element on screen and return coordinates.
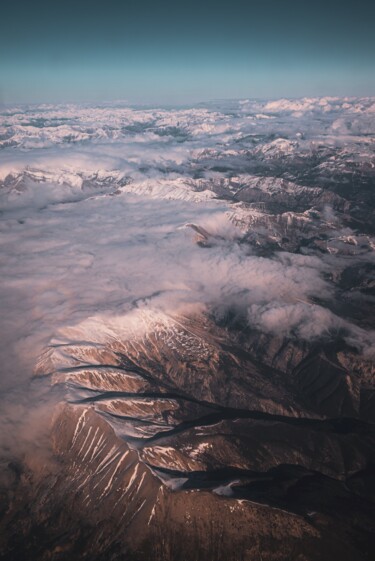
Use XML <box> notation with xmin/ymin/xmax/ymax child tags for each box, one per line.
<box><xmin>1</xmin><ymin>98</ymin><xmax>375</xmax><ymax>458</ymax></box>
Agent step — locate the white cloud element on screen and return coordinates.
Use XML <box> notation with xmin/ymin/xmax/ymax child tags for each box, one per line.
<box><xmin>1</xmin><ymin>98</ymin><xmax>375</xmax><ymax>455</ymax></box>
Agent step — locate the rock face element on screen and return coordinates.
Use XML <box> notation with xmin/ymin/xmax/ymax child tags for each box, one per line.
<box><xmin>0</xmin><ymin>98</ymin><xmax>375</xmax><ymax>560</ymax></box>
<box><xmin>1</xmin><ymin>309</ymin><xmax>374</xmax><ymax>561</ymax></box>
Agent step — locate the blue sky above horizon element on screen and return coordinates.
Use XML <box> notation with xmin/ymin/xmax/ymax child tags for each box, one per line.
<box><xmin>1</xmin><ymin>0</ymin><xmax>374</xmax><ymax>105</ymax></box>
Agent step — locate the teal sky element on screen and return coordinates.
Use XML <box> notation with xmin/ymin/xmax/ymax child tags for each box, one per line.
<box><xmin>1</xmin><ymin>0</ymin><xmax>374</xmax><ymax>104</ymax></box>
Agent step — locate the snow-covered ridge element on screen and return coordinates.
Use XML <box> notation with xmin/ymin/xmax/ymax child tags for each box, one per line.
<box><xmin>1</xmin><ymin>96</ymin><xmax>375</xmax><ymax>151</ymax></box>
<box><xmin>36</xmin><ymin>308</ymin><xmax>214</xmax><ymax>378</ymax></box>
<box><xmin>116</xmin><ymin>178</ymin><xmax>216</xmax><ymax>202</ymax></box>
<box><xmin>0</xmin><ymin>168</ymin><xmax>220</xmax><ymax>206</ymax></box>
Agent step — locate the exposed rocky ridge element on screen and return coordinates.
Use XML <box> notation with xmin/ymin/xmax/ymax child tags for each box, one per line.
<box><xmin>2</xmin><ymin>306</ymin><xmax>374</xmax><ymax>560</ymax></box>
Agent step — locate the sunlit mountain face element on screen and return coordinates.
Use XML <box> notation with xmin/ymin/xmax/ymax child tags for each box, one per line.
<box><xmin>0</xmin><ymin>98</ymin><xmax>375</xmax><ymax>561</ymax></box>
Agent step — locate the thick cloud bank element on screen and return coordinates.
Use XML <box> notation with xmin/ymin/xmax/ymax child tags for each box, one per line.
<box><xmin>1</xmin><ymin>97</ymin><xmax>375</xmax><ymax>455</ymax></box>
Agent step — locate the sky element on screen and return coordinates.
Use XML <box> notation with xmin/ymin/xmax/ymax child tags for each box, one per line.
<box><xmin>1</xmin><ymin>0</ymin><xmax>375</xmax><ymax>104</ymax></box>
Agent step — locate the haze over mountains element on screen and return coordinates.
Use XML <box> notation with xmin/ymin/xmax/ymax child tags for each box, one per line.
<box><xmin>0</xmin><ymin>97</ymin><xmax>375</xmax><ymax>560</ymax></box>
